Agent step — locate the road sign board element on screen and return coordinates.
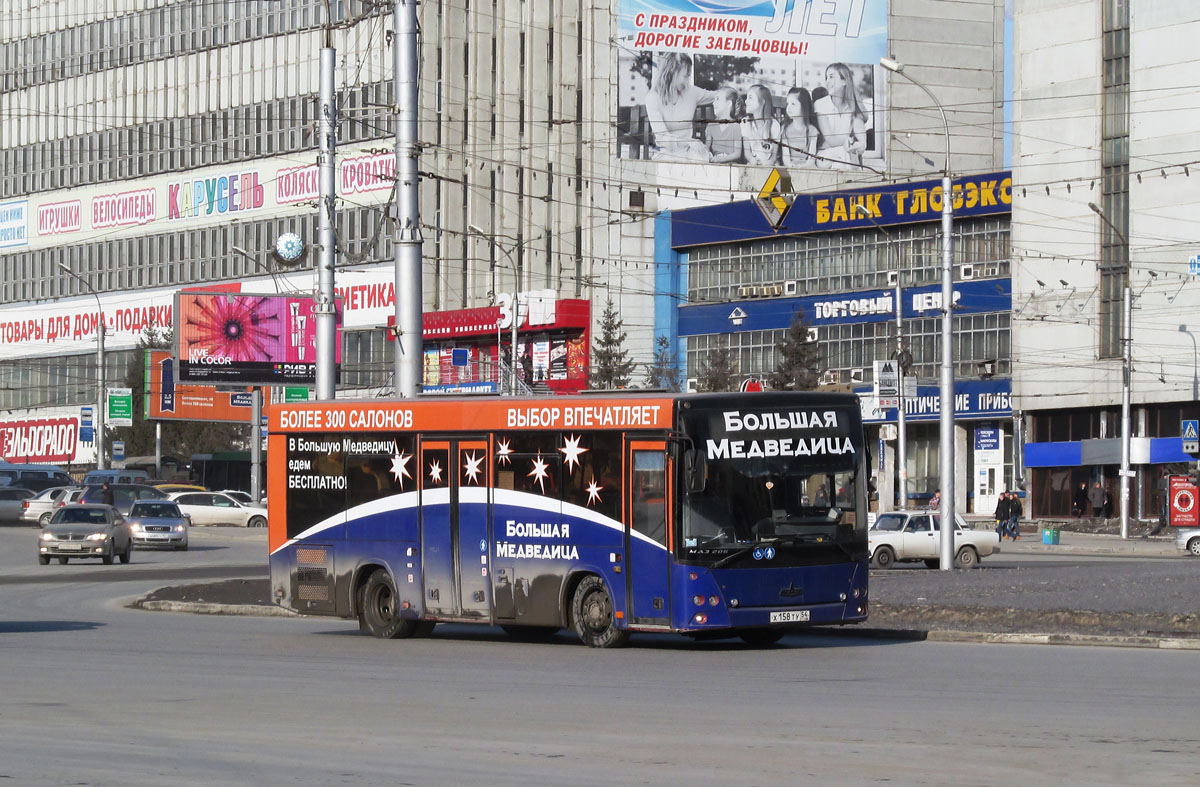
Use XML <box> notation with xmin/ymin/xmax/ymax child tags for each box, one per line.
<box><xmin>1183</xmin><ymin>420</ymin><xmax>1199</xmax><ymax>454</ymax></box>
<box><xmin>1169</xmin><ymin>474</ymin><xmax>1199</xmax><ymax>528</ymax></box>
<box><xmin>112</xmin><ymin>440</ymin><xmax>125</xmax><ymax>462</ymax></box>
<box><xmin>1189</xmin><ymin>254</ymin><xmax>1200</xmax><ymax>275</ymax></box>
<box><xmin>107</xmin><ymin>387</ymin><xmax>133</xmax><ymax>427</ymax></box>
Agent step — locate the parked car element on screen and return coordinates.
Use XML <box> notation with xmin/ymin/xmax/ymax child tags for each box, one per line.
<box><xmin>77</xmin><ymin>483</ymin><xmax>169</xmax><ymax>515</ymax></box>
<box><xmin>217</xmin><ymin>490</ymin><xmax>254</xmax><ymax>505</ymax></box>
<box><xmin>127</xmin><ymin>500</ymin><xmax>190</xmax><ymax>550</ymax></box>
<box><xmin>20</xmin><ymin>486</ymin><xmax>80</xmax><ymax>526</ymax></box>
<box><xmin>1175</xmin><ymin>528</ymin><xmax>1200</xmax><ymax>556</ymax></box>
<box><xmin>38</xmin><ymin>504</ymin><xmax>133</xmax><ymax>565</ymax></box>
<box><xmin>869</xmin><ymin>510</ymin><xmax>1002</xmax><ymax>569</ymax></box>
<box><xmin>0</xmin><ymin>487</ymin><xmax>35</xmax><ymax>523</ymax></box>
<box><xmin>149</xmin><ymin>482</ymin><xmax>208</xmax><ymax>494</ymax></box>
<box><xmin>0</xmin><ymin>465</ymin><xmax>75</xmax><ymax>493</ymax></box>
<box><xmin>168</xmin><ymin>491</ymin><xmax>267</xmax><ymax>527</ymax></box>
<box><xmin>81</xmin><ymin>469</ymin><xmax>150</xmax><ymax>486</ymax></box>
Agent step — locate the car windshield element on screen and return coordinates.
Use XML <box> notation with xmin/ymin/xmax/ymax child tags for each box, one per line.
<box><xmin>56</xmin><ymin>508</ymin><xmax>109</xmax><ymax>524</ymax></box>
<box><xmin>131</xmin><ymin>502</ymin><xmax>181</xmax><ymax>518</ymax></box>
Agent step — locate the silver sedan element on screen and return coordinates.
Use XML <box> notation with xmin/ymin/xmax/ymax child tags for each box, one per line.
<box><xmin>38</xmin><ymin>504</ymin><xmax>133</xmax><ymax>565</ymax></box>
<box><xmin>1175</xmin><ymin>528</ymin><xmax>1200</xmax><ymax>556</ymax></box>
<box><xmin>127</xmin><ymin>500</ymin><xmax>190</xmax><ymax>550</ymax></box>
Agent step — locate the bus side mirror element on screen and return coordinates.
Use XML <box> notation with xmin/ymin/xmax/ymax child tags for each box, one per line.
<box><xmin>683</xmin><ymin>449</ymin><xmax>707</xmax><ymax>493</ymax></box>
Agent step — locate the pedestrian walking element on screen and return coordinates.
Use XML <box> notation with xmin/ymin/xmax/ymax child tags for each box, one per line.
<box><xmin>1102</xmin><ymin>487</ymin><xmax>1113</xmax><ymax>519</ymax></box>
<box><xmin>1072</xmin><ymin>482</ymin><xmax>1088</xmax><ymax>518</ymax></box>
<box><xmin>928</xmin><ymin>489</ymin><xmax>941</xmax><ymax>510</ymax></box>
<box><xmin>993</xmin><ymin>491</ymin><xmax>1011</xmax><ymax>539</ymax></box>
<box><xmin>1008</xmin><ymin>492</ymin><xmax>1023</xmax><ymax>540</ymax></box>
<box><xmin>1088</xmin><ymin>480</ymin><xmax>1105</xmax><ymax>518</ymax></box>
<box><xmin>101</xmin><ymin>481</ymin><xmax>115</xmax><ymax>507</ymax></box>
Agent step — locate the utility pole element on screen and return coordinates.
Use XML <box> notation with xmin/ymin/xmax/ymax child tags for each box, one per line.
<box><xmin>315</xmin><ymin>18</ymin><xmax>338</xmax><ymax>401</ymax></box>
<box><xmin>393</xmin><ymin>0</ymin><xmax>423</xmax><ymax>398</ymax></box>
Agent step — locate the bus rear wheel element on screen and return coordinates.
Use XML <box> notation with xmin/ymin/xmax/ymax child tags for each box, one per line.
<box><xmin>361</xmin><ymin>569</ymin><xmax>417</xmax><ymax>639</ymax></box>
<box><xmin>571</xmin><ymin>576</ymin><xmax>629</xmax><ymax>648</ymax></box>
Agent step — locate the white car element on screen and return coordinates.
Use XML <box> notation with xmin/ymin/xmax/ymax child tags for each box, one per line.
<box><xmin>1175</xmin><ymin>528</ymin><xmax>1200</xmax><ymax>556</ymax></box>
<box><xmin>21</xmin><ymin>486</ymin><xmax>82</xmax><ymax>527</ymax></box>
<box><xmin>168</xmin><ymin>491</ymin><xmax>268</xmax><ymax>528</ymax></box>
<box><xmin>869</xmin><ymin>510</ymin><xmax>1001</xmax><ymax>569</ymax></box>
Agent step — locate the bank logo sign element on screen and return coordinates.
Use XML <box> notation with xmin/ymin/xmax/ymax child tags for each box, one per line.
<box><xmin>754</xmin><ymin>168</ymin><xmax>793</xmax><ymax>228</ymax></box>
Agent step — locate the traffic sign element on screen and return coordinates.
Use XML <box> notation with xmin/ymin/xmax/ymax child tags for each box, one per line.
<box><xmin>874</xmin><ymin>360</ymin><xmax>899</xmax><ymax>407</ymax></box>
<box><xmin>1189</xmin><ymin>254</ymin><xmax>1200</xmax><ymax>275</ymax></box>
<box><xmin>112</xmin><ymin>440</ymin><xmax>125</xmax><ymax>462</ymax></box>
<box><xmin>107</xmin><ymin>387</ymin><xmax>133</xmax><ymax>427</ymax></box>
<box><xmin>1183</xmin><ymin>419</ymin><xmax>1199</xmax><ymax>454</ymax></box>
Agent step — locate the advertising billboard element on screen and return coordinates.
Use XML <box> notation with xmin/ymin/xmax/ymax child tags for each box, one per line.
<box><xmin>174</xmin><ymin>292</ymin><xmax>341</xmax><ymax>385</ymax></box>
<box><xmin>617</xmin><ymin>0</ymin><xmax>888</xmax><ymax>170</ymax></box>
<box><xmin>145</xmin><ymin>350</ymin><xmax>257</xmax><ymax>423</ymax></box>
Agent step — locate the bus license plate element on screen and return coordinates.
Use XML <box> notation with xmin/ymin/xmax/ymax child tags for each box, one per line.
<box><xmin>770</xmin><ymin>610</ymin><xmax>809</xmax><ymax>623</ymax></box>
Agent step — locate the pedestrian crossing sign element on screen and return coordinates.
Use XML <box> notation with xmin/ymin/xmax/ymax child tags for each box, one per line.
<box><xmin>1184</xmin><ymin>420</ymin><xmax>1198</xmax><ymax>440</ymax></box>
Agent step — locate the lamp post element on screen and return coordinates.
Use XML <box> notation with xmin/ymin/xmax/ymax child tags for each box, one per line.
<box><xmin>881</xmin><ymin>56</ymin><xmax>956</xmax><ymax>569</ymax></box>
<box><xmin>468</xmin><ymin>225</ymin><xmax>521</xmax><ymax>394</ymax></box>
<box><xmin>855</xmin><ymin>204</ymin><xmax>908</xmax><ymax>508</ymax></box>
<box><xmin>1088</xmin><ymin>201</ymin><xmax>1132</xmax><ymax>540</ymax></box>
<box><xmin>1180</xmin><ymin>325</ymin><xmax>1198</xmax><ymax>401</ymax></box>
<box><xmin>57</xmin><ymin>263</ymin><xmax>106</xmax><ymax>470</ymax></box>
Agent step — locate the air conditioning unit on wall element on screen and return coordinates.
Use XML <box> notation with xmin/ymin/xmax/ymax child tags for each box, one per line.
<box><xmin>685</xmin><ymin>378</ymin><xmax>699</xmax><ymax>392</ymax></box>
<box><xmin>886</xmin><ymin>270</ymin><xmax>899</xmax><ymax>286</ymax></box>
<box><xmin>960</xmin><ymin>264</ymin><xmax>975</xmax><ymax>280</ymax></box>
<box><xmin>819</xmin><ymin>370</ymin><xmax>839</xmax><ymax>386</ymax></box>
<box><xmin>784</xmin><ymin>280</ymin><xmax>798</xmax><ymax>295</ymax></box>
<box><xmin>849</xmin><ymin>368</ymin><xmax>866</xmax><ymax>383</ymax></box>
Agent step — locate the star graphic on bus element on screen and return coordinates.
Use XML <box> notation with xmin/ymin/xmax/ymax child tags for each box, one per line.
<box><xmin>496</xmin><ymin>438</ymin><xmax>513</xmax><ymax>465</ymax></box>
<box><xmin>560</xmin><ymin>434</ymin><xmax>588</xmax><ymax>474</ymax></box>
<box><xmin>428</xmin><ymin>459</ymin><xmax>443</xmax><ymax>485</ymax></box>
<box><xmin>528</xmin><ymin>454</ymin><xmax>550</xmax><ymax>494</ymax></box>
<box><xmin>390</xmin><ymin>448</ymin><xmax>413</xmax><ymax>489</ymax></box>
<box><xmin>463</xmin><ymin>451</ymin><xmax>484</xmax><ymax>485</ymax></box>
<box><xmin>586</xmin><ymin>476</ymin><xmax>603</xmax><ymax>506</ymax></box>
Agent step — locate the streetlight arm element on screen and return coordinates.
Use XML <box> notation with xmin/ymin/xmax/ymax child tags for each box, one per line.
<box><xmin>881</xmin><ymin>58</ymin><xmax>950</xmax><ymax>176</ymax></box>
<box><xmin>57</xmin><ymin>262</ymin><xmax>107</xmax><ymax>470</ymax></box>
<box><xmin>1088</xmin><ymin>201</ymin><xmax>1128</xmax><ymax>247</ymax></box>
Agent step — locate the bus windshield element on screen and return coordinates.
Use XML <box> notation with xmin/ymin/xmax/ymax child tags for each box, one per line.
<box><xmin>678</xmin><ymin>402</ymin><xmax>865</xmax><ymax>567</ymax></box>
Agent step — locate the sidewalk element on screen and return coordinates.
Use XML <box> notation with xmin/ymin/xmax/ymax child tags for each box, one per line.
<box><xmin>999</xmin><ymin>528</ymin><xmax>1177</xmax><ymax>557</ymax></box>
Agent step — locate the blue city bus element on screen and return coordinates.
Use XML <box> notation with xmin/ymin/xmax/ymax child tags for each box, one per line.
<box><xmin>266</xmin><ymin>392</ymin><xmax>869</xmax><ymax>647</ymax></box>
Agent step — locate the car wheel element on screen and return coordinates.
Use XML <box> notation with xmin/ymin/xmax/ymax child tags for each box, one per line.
<box><xmin>739</xmin><ymin>628</ymin><xmax>785</xmax><ymax>646</ymax></box>
<box><xmin>38</xmin><ymin>555</ymin><xmax>50</xmax><ymax>565</ymax></box>
<box><xmin>872</xmin><ymin>545</ymin><xmax>895</xmax><ymax>569</ymax></box>
<box><xmin>248</xmin><ymin>515</ymin><xmax>267</xmax><ymax>529</ymax></box>
<box><xmin>571</xmin><ymin>575</ymin><xmax>629</xmax><ymax>648</ymax></box>
<box><xmin>955</xmin><ymin>546</ymin><xmax>979</xmax><ymax>569</ymax></box>
<box><xmin>39</xmin><ymin>512</ymin><xmax>52</xmax><ymax>526</ymax></box>
<box><xmin>360</xmin><ymin>569</ymin><xmax>417</xmax><ymax>639</ymax></box>
<box><xmin>923</xmin><ymin>558</ymin><xmax>941</xmax><ymax>569</ymax></box>
<box><xmin>58</xmin><ymin>557</ymin><xmax>69</xmax><ymax>565</ymax></box>
<box><xmin>1188</xmin><ymin>537</ymin><xmax>1200</xmax><ymax>556</ymax></box>
<box><xmin>119</xmin><ymin>540</ymin><xmax>132</xmax><ymax>564</ymax></box>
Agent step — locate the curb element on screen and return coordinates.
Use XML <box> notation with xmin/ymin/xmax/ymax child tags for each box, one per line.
<box><xmin>828</xmin><ymin>626</ymin><xmax>1200</xmax><ymax>650</ymax></box>
<box><xmin>135</xmin><ymin>601</ymin><xmax>1200</xmax><ymax>649</ymax></box>
<box><xmin>138</xmin><ymin>600</ymin><xmax>299</xmax><ymax>617</ymax></box>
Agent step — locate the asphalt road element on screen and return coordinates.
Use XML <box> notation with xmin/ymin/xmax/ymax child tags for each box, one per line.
<box><xmin>2</xmin><ymin>525</ymin><xmax>1199</xmax><ymax>784</ymax></box>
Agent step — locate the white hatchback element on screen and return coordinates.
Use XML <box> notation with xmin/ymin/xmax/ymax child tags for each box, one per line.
<box><xmin>168</xmin><ymin>491</ymin><xmax>268</xmax><ymax>528</ymax></box>
<box><xmin>1175</xmin><ymin>528</ymin><xmax>1200</xmax><ymax>556</ymax></box>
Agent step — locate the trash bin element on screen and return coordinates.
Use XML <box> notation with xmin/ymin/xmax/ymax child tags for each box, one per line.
<box><xmin>1042</xmin><ymin>528</ymin><xmax>1059</xmax><ymax>545</ymax></box>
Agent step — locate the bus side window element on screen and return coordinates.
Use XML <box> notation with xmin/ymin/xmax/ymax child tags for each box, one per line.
<box><xmin>631</xmin><ymin>451</ymin><xmax>666</xmax><ymax>546</ymax></box>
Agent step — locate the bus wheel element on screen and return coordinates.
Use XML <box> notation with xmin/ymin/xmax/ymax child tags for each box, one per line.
<box><xmin>571</xmin><ymin>576</ymin><xmax>629</xmax><ymax>648</ymax></box>
<box><xmin>871</xmin><ymin>546</ymin><xmax>895</xmax><ymax>569</ymax></box>
<box><xmin>501</xmin><ymin>625</ymin><xmax>560</xmax><ymax>642</ymax></box>
<box><xmin>361</xmin><ymin>570</ymin><xmax>416</xmax><ymax>639</ymax></box>
<box><xmin>738</xmin><ymin>628</ymin><xmax>785</xmax><ymax>646</ymax></box>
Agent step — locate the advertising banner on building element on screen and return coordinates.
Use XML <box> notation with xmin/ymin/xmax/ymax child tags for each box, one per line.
<box><xmin>617</xmin><ymin>0</ymin><xmax>888</xmax><ymax>170</ymax></box>
<box><xmin>0</xmin><ymin>416</ymin><xmax>79</xmax><ymax>463</ymax></box>
<box><xmin>174</xmin><ymin>292</ymin><xmax>342</xmax><ymax>385</ymax></box>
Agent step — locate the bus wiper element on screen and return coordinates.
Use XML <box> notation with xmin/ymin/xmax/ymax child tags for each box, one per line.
<box><xmin>710</xmin><ymin>535</ymin><xmax>821</xmax><ymax>569</ymax></box>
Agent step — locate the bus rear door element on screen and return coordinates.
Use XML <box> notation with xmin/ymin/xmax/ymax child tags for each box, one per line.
<box><xmin>419</xmin><ymin>438</ymin><xmax>490</xmax><ymax>620</ymax></box>
<box><xmin>626</xmin><ymin>440</ymin><xmax>671</xmax><ymax>626</ymax></box>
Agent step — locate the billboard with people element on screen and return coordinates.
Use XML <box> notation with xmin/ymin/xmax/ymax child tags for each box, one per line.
<box><xmin>617</xmin><ymin>0</ymin><xmax>889</xmax><ymax>171</ymax></box>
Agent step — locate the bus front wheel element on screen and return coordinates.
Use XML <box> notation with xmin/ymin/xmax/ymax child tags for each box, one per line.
<box><xmin>361</xmin><ymin>569</ymin><xmax>417</xmax><ymax>639</ymax></box>
<box><xmin>571</xmin><ymin>576</ymin><xmax>629</xmax><ymax>648</ymax></box>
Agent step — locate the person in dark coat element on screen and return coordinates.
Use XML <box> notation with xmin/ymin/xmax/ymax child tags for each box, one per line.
<box><xmin>1088</xmin><ymin>481</ymin><xmax>1105</xmax><ymax>518</ymax></box>
<box><xmin>993</xmin><ymin>492</ymin><xmax>1011</xmax><ymax>539</ymax></box>
<box><xmin>1008</xmin><ymin>492</ymin><xmax>1023</xmax><ymax>540</ymax></box>
<box><xmin>1072</xmin><ymin>482</ymin><xmax>1088</xmax><ymax>517</ymax></box>
<box><xmin>1102</xmin><ymin>487</ymin><xmax>1113</xmax><ymax>519</ymax></box>
<box><xmin>101</xmin><ymin>481</ymin><xmax>115</xmax><ymax>507</ymax></box>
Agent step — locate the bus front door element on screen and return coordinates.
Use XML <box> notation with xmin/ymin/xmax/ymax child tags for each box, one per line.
<box><xmin>625</xmin><ymin>441</ymin><xmax>672</xmax><ymax>626</ymax></box>
<box><xmin>418</xmin><ymin>439</ymin><xmax>490</xmax><ymax>620</ymax></box>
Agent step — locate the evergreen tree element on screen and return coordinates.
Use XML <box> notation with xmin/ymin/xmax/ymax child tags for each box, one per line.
<box><xmin>696</xmin><ymin>338</ymin><xmax>738</xmax><ymax>392</ymax></box>
<box><xmin>768</xmin><ymin>312</ymin><xmax>822</xmax><ymax>391</ymax></box>
<box><xmin>643</xmin><ymin>335</ymin><xmax>682</xmax><ymax>391</ymax></box>
<box><xmin>590</xmin><ymin>297</ymin><xmax>634</xmax><ymax>389</ymax></box>
<box><xmin>109</xmin><ymin>327</ymin><xmax>249</xmax><ymax>470</ymax></box>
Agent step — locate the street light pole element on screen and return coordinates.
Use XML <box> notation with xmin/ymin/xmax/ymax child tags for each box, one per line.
<box><xmin>881</xmin><ymin>56</ymin><xmax>956</xmax><ymax>569</ymax></box>
<box><xmin>57</xmin><ymin>263</ymin><xmax>106</xmax><ymax>470</ymax></box>
<box><xmin>855</xmin><ymin>204</ymin><xmax>908</xmax><ymax>509</ymax></box>
<box><xmin>1088</xmin><ymin>201</ymin><xmax>1132</xmax><ymax>540</ymax></box>
<box><xmin>468</xmin><ymin>225</ymin><xmax>520</xmax><ymax>394</ymax></box>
